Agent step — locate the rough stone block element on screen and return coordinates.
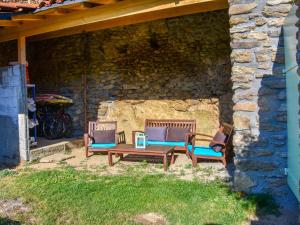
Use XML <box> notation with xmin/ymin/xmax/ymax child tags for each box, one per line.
<box><xmin>263</xmin><ymin>4</ymin><xmax>292</xmax><ymax>17</ymax></box>
<box><xmin>233</xmin><ymin>102</ymin><xmax>257</xmax><ymax>112</ymax></box>
<box><xmin>229</xmin><ymin>3</ymin><xmax>258</xmax><ymax>15</ymax></box>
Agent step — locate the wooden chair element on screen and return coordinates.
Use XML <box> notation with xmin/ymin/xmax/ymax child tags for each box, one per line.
<box><xmin>188</xmin><ymin>122</ymin><xmax>233</xmax><ymax>167</ymax></box>
<box><xmin>84</xmin><ymin>121</ymin><xmax>125</xmax><ymax>158</ymax></box>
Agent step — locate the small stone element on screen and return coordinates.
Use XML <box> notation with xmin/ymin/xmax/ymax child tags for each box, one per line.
<box><xmin>266</xmin><ymin>0</ymin><xmax>292</xmax><ymax>6</ymax></box>
<box><xmin>231</xmin><ymin>51</ymin><xmax>253</xmax><ymax>63</ymax></box>
<box><xmin>172</xmin><ymin>102</ymin><xmax>189</xmax><ymax>112</ymax></box>
<box><xmin>233</xmin><ymin>83</ymin><xmax>252</xmax><ymax>90</ymax></box>
<box><xmin>231</xmin><ymin>74</ymin><xmax>253</xmax><ymax>83</ymax></box>
<box><xmin>267</xmin><ymin>18</ymin><xmax>285</xmax><ymax>27</ymax></box>
<box><xmin>233</xmin><ymin>102</ymin><xmax>257</xmax><ymax>112</ymax></box>
<box><xmin>258</xmin><ymin>86</ymin><xmax>276</xmax><ymax>96</ymax></box>
<box><xmin>263</xmin><ymin>5</ymin><xmax>292</xmax><ymax>17</ymax></box>
<box><xmin>232</xmin><ymin>65</ymin><xmax>256</xmax><ymax>76</ymax></box>
<box><xmin>233</xmin><ymin>92</ymin><xmax>257</xmax><ymax>102</ymax></box>
<box><xmin>230</xmin><ymin>24</ymin><xmax>255</xmax><ymax>33</ymax></box>
<box><xmin>230</xmin><ymin>16</ymin><xmax>249</xmax><ymax>26</ymax></box>
<box><xmin>248</xmin><ymin>32</ymin><xmax>268</xmax><ymax>40</ymax></box>
<box><xmin>231</xmin><ymin>41</ymin><xmax>260</xmax><ymax>49</ymax></box>
<box><xmin>258</xmin><ymin>63</ymin><xmax>271</xmax><ymax>70</ymax></box>
<box><xmin>255</xmin><ymin>17</ymin><xmax>267</xmax><ymax>26</ymax></box>
<box><xmin>255</xmin><ymin>49</ymin><xmax>270</xmax><ymax>62</ymax></box>
<box><xmin>229</xmin><ymin>3</ymin><xmax>258</xmax><ymax>15</ymax></box>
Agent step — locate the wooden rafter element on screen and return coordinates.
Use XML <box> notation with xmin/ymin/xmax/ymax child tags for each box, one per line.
<box><xmin>0</xmin><ymin>0</ymin><xmax>228</xmax><ymax>42</ymax></box>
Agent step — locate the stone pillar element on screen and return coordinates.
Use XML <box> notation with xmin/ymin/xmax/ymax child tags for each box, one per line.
<box><xmin>229</xmin><ymin>0</ymin><xmax>293</xmax><ymax>201</ymax></box>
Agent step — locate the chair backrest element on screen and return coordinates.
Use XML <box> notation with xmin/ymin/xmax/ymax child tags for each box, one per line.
<box><xmin>145</xmin><ymin>119</ymin><xmax>196</xmax><ymax>133</ymax></box>
<box><xmin>88</xmin><ymin>121</ymin><xmax>117</xmax><ymax>136</ymax></box>
<box><xmin>219</xmin><ymin>122</ymin><xmax>234</xmax><ymax>145</ymax></box>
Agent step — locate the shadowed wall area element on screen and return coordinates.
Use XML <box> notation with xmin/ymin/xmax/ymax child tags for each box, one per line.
<box><xmin>27</xmin><ymin>10</ymin><xmax>233</xmax><ymax>141</ymax></box>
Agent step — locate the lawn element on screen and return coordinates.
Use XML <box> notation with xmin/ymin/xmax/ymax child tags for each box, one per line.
<box><xmin>0</xmin><ymin>167</ymin><xmax>276</xmax><ymax>225</ymax></box>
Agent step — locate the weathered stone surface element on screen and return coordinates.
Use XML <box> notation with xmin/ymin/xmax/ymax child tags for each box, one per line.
<box><xmin>232</xmin><ymin>65</ymin><xmax>256</xmax><ymax>76</ymax></box>
<box><xmin>273</xmin><ymin>112</ymin><xmax>287</xmax><ymax>122</ymax></box>
<box><xmin>236</xmin><ymin>159</ymin><xmax>278</xmax><ymax>171</ymax></box>
<box><xmin>230</xmin><ymin>16</ymin><xmax>249</xmax><ymax>26</ymax></box>
<box><xmin>230</xmin><ymin>24</ymin><xmax>255</xmax><ymax>33</ymax></box>
<box><xmin>263</xmin><ymin>4</ymin><xmax>292</xmax><ymax>17</ymax></box>
<box><xmin>255</xmin><ymin>49</ymin><xmax>270</xmax><ymax>62</ymax></box>
<box><xmin>266</xmin><ymin>0</ymin><xmax>292</xmax><ymax>5</ymax></box>
<box><xmin>231</xmin><ymin>51</ymin><xmax>253</xmax><ymax>62</ymax></box>
<box><xmin>267</xmin><ymin>18</ymin><xmax>285</xmax><ymax>27</ymax></box>
<box><xmin>255</xmin><ymin>17</ymin><xmax>267</xmax><ymax>26</ymax></box>
<box><xmin>229</xmin><ymin>3</ymin><xmax>258</xmax><ymax>15</ymax></box>
<box><xmin>258</xmin><ymin>97</ymin><xmax>270</xmax><ymax>112</ymax></box>
<box><xmin>237</xmin><ymin>148</ymin><xmax>274</xmax><ymax>157</ymax></box>
<box><xmin>231</xmin><ymin>41</ymin><xmax>260</xmax><ymax>49</ymax></box>
<box><xmin>234</xmin><ymin>171</ymin><xmax>257</xmax><ymax>193</ymax></box>
<box><xmin>233</xmin><ymin>92</ymin><xmax>257</xmax><ymax>102</ymax></box>
<box><xmin>20</xmin><ymin>11</ymin><xmax>232</xmax><ymax>137</ymax></box>
<box><xmin>248</xmin><ymin>32</ymin><xmax>268</xmax><ymax>40</ymax></box>
<box><xmin>233</xmin><ymin>102</ymin><xmax>257</xmax><ymax>112</ymax></box>
<box><xmin>263</xmin><ymin>79</ymin><xmax>286</xmax><ymax>89</ymax></box>
<box><xmin>234</xmin><ymin>115</ymin><xmax>251</xmax><ymax>130</ymax></box>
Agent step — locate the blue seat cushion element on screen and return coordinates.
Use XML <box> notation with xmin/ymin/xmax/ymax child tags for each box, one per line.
<box><xmin>188</xmin><ymin>145</ymin><xmax>223</xmax><ymax>157</ymax></box>
<box><xmin>91</xmin><ymin>143</ymin><xmax>116</xmax><ymax>149</ymax></box>
<box><xmin>147</xmin><ymin>141</ymin><xmax>186</xmax><ymax>147</ymax></box>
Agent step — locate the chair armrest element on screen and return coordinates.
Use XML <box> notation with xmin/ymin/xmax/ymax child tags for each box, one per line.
<box><xmin>194</xmin><ymin>133</ymin><xmax>214</xmax><ymax>138</ymax></box>
<box><xmin>84</xmin><ymin>133</ymin><xmax>93</xmax><ymax>147</ymax></box>
<box><xmin>116</xmin><ymin>131</ymin><xmax>126</xmax><ymax>144</ymax></box>
<box><xmin>132</xmin><ymin>130</ymin><xmax>144</xmax><ymax>145</ymax></box>
<box><xmin>210</xmin><ymin>141</ymin><xmax>226</xmax><ymax>146</ymax></box>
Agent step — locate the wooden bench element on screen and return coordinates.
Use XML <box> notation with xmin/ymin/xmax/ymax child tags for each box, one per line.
<box><xmin>132</xmin><ymin>119</ymin><xmax>196</xmax><ymax>153</ymax></box>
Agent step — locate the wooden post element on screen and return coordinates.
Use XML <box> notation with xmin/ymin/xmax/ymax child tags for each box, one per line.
<box><xmin>18</xmin><ymin>36</ymin><xmax>26</xmax><ymax>65</ymax></box>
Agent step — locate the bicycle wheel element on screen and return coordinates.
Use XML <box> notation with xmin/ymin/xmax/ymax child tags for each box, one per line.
<box><xmin>43</xmin><ymin>116</ymin><xmax>63</xmax><ymax>139</ymax></box>
<box><xmin>62</xmin><ymin>113</ymin><xmax>73</xmax><ymax>138</ymax></box>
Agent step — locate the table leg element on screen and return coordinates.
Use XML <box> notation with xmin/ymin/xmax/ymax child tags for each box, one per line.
<box><xmin>163</xmin><ymin>154</ymin><xmax>167</xmax><ymax>171</ymax></box>
<box><xmin>108</xmin><ymin>152</ymin><xmax>113</xmax><ymax>166</ymax></box>
<box><xmin>171</xmin><ymin>151</ymin><xmax>175</xmax><ymax>165</ymax></box>
<box><xmin>119</xmin><ymin>153</ymin><xmax>124</xmax><ymax>160</ymax></box>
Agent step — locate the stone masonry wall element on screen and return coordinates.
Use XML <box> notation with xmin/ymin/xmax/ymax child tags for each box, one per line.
<box><xmin>229</xmin><ymin>0</ymin><xmax>294</xmax><ymax>204</ymax></box>
<box><xmin>27</xmin><ymin>10</ymin><xmax>232</xmax><ymax>142</ymax></box>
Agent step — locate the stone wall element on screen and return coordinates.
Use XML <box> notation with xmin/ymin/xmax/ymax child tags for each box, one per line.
<box><xmin>229</xmin><ymin>0</ymin><xmax>294</xmax><ymax>204</ymax></box>
<box><xmin>27</xmin><ymin>10</ymin><xmax>232</xmax><ymax>142</ymax></box>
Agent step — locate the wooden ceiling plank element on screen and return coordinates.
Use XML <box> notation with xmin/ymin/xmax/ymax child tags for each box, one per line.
<box><xmin>0</xmin><ymin>0</ymin><xmax>228</xmax><ymax>42</ymax></box>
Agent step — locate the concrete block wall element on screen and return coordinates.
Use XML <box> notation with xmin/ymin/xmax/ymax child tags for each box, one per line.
<box><xmin>0</xmin><ymin>65</ymin><xmax>26</xmax><ymax>166</ymax></box>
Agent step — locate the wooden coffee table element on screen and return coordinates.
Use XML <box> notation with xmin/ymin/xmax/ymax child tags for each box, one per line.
<box><xmin>107</xmin><ymin>144</ymin><xmax>175</xmax><ymax>171</ymax></box>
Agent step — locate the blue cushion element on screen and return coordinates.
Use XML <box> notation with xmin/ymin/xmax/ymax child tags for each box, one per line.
<box><xmin>147</xmin><ymin>141</ymin><xmax>186</xmax><ymax>147</ymax></box>
<box><xmin>91</xmin><ymin>143</ymin><xmax>116</xmax><ymax>149</ymax></box>
<box><xmin>188</xmin><ymin>145</ymin><xmax>223</xmax><ymax>157</ymax></box>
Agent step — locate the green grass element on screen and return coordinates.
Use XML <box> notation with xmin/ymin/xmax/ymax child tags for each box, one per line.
<box><xmin>0</xmin><ymin>168</ymin><xmax>275</xmax><ymax>225</ymax></box>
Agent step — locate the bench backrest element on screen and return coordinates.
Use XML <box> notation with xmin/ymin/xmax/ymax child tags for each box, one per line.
<box><xmin>88</xmin><ymin>121</ymin><xmax>117</xmax><ymax>136</ymax></box>
<box><xmin>145</xmin><ymin>119</ymin><xmax>196</xmax><ymax>133</ymax></box>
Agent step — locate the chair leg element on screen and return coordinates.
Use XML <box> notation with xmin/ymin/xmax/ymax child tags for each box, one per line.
<box><xmin>192</xmin><ymin>155</ymin><xmax>197</xmax><ymax>167</ymax></box>
<box><xmin>222</xmin><ymin>158</ymin><xmax>227</xmax><ymax>168</ymax></box>
<box><xmin>85</xmin><ymin>147</ymin><xmax>89</xmax><ymax>158</ymax></box>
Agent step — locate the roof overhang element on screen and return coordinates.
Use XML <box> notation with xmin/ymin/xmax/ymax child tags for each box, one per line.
<box><xmin>0</xmin><ymin>0</ymin><xmax>228</xmax><ymax>43</ymax></box>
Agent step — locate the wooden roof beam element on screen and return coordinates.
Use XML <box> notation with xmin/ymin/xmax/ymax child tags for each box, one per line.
<box><xmin>0</xmin><ymin>0</ymin><xmax>228</xmax><ymax>42</ymax></box>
